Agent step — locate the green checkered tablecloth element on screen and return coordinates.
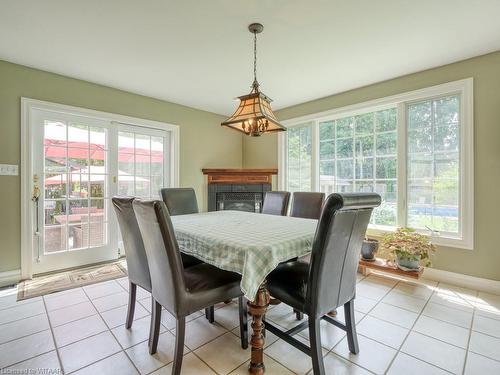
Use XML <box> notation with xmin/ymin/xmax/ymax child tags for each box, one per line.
<box><xmin>171</xmin><ymin>210</ymin><xmax>317</xmax><ymax>300</ymax></box>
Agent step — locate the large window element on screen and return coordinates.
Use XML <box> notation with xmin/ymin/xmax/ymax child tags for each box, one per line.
<box><xmin>280</xmin><ymin>79</ymin><xmax>473</xmax><ymax>249</ymax></box>
<box><xmin>317</xmin><ymin>108</ymin><xmax>398</xmax><ymax>227</ymax></box>
<box><xmin>407</xmin><ymin>96</ymin><xmax>460</xmax><ymax>234</ymax></box>
<box><xmin>287</xmin><ymin>124</ymin><xmax>312</xmax><ymax>192</ymax></box>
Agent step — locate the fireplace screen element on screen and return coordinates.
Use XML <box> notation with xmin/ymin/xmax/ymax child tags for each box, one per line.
<box><xmin>216</xmin><ymin>192</ymin><xmax>263</xmax><ymax>213</ymax></box>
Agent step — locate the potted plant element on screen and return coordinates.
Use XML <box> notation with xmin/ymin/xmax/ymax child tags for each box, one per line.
<box><xmin>381</xmin><ymin>228</ymin><xmax>435</xmax><ymax>270</ymax></box>
<box><xmin>361</xmin><ymin>237</ymin><xmax>379</xmax><ymax>261</ymax></box>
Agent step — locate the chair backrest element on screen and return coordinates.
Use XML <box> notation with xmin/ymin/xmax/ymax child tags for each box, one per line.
<box><xmin>306</xmin><ymin>193</ymin><xmax>381</xmax><ymax>318</ymax></box>
<box><xmin>261</xmin><ymin>191</ymin><xmax>291</xmax><ymax>216</ymax></box>
<box><xmin>290</xmin><ymin>192</ymin><xmax>325</xmax><ymax>220</ymax></box>
<box><xmin>112</xmin><ymin>197</ymin><xmax>151</xmax><ymax>291</ymax></box>
<box><xmin>133</xmin><ymin>199</ymin><xmax>186</xmax><ymax>316</ymax></box>
<box><xmin>160</xmin><ymin>188</ymin><xmax>199</xmax><ymax>216</ymax></box>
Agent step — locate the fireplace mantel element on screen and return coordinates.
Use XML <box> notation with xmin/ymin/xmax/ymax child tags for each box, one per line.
<box><xmin>202</xmin><ymin>168</ymin><xmax>278</xmax><ymax>185</ymax></box>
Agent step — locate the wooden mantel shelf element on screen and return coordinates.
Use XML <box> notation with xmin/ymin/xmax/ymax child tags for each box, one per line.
<box><xmin>202</xmin><ymin>168</ymin><xmax>277</xmax><ymax>185</ymax></box>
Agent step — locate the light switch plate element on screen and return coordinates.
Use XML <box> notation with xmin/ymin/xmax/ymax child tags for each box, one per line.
<box><xmin>0</xmin><ymin>164</ymin><xmax>19</xmax><ymax>176</ymax></box>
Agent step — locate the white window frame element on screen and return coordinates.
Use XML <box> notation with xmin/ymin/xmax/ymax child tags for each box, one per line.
<box><xmin>20</xmin><ymin>98</ymin><xmax>180</xmax><ymax>279</ymax></box>
<box><xmin>278</xmin><ymin>78</ymin><xmax>474</xmax><ymax>250</ymax></box>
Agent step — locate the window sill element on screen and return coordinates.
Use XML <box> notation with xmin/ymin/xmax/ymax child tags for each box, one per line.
<box><xmin>366</xmin><ymin>227</ymin><xmax>473</xmax><ymax>250</ymax></box>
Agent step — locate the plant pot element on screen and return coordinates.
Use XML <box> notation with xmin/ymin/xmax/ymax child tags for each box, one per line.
<box><xmin>361</xmin><ymin>239</ymin><xmax>379</xmax><ymax>261</ymax></box>
<box><xmin>396</xmin><ymin>254</ymin><xmax>421</xmax><ymax>270</ymax></box>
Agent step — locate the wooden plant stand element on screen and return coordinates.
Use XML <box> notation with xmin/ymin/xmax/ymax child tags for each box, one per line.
<box><xmin>358</xmin><ymin>258</ymin><xmax>424</xmax><ymax>279</ymax></box>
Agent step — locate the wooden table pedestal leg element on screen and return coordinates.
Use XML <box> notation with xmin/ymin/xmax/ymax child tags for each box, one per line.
<box><xmin>248</xmin><ymin>283</ymin><xmax>270</xmax><ymax>375</ymax></box>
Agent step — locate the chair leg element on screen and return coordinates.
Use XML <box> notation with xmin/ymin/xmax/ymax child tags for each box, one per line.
<box><xmin>172</xmin><ymin>317</ymin><xmax>186</xmax><ymax>375</ymax></box>
<box><xmin>344</xmin><ymin>299</ymin><xmax>359</xmax><ymax>354</ymax></box>
<box><xmin>294</xmin><ymin>308</ymin><xmax>304</xmax><ymax>320</ymax></box>
<box><xmin>205</xmin><ymin>306</ymin><xmax>215</xmax><ymax>323</ymax></box>
<box><xmin>238</xmin><ymin>296</ymin><xmax>248</xmax><ymax>349</ymax></box>
<box><xmin>309</xmin><ymin>316</ymin><xmax>325</xmax><ymax>375</ymax></box>
<box><xmin>126</xmin><ymin>282</ymin><xmax>137</xmax><ymax>329</ymax></box>
<box><xmin>149</xmin><ymin>298</ymin><xmax>162</xmax><ymax>354</ymax></box>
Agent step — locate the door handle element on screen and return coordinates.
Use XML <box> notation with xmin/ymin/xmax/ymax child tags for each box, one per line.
<box><xmin>32</xmin><ymin>174</ymin><xmax>41</xmax><ymax>262</ymax></box>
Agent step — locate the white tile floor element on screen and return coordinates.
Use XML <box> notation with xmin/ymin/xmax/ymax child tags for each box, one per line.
<box><xmin>1</xmin><ymin>273</ymin><xmax>500</xmax><ymax>374</ymax></box>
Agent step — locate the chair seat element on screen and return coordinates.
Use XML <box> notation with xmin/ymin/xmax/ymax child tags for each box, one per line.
<box><xmin>181</xmin><ymin>253</ymin><xmax>204</xmax><ymax>268</ymax></box>
<box><xmin>182</xmin><ymin>263</ymin><xmax>243</xmax><ymax>315</ymax></box>
<box><xmin>267</xmin><ymin>261</ymin><xmax>309</xmax><ymax>313</ymax></box>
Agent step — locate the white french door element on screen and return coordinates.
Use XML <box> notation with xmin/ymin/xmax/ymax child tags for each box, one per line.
<box><xmin>28</xmin><ymin>106</ymin><xmax>173</xmax><ymax>275</ymax></box>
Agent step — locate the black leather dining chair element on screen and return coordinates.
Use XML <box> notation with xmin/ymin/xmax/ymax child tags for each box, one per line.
<box><xmin>290</xmin><ymin>192</ymin><xmax>325</xmax><ymax>220</ymax></box>
<box><xmin>160</xmin><ymin>188</ymin><xmax>199</xmax><ymax>216</ymax></box>
<box><xmin>112</xmin><ymin>197</ymin><xmax>152</xmax><ymax>329</ymax></box>
<box><xmin>261</xmin><ymin>191</ymin><xmax>291</xmax><ymax>216</ymax></box>
<box><xmin>133</xmin><ymin>199</ymin><xmax>248</xmax><ymax>374</ymax></box>
<box><xmin>160</xmin><ymin>187</ymin><xmax>218</xmax><ymax>322</ymax></box>
<box><xmin>286</xmin><ymin>192</ymin><xmax>326</xmax><ymax>318</ymax></box>
<box><xmin>264</xmin><ymin>193</ymin><xmax>381</xmax><ymax>375</ymax></box>
<box><xmin>112</xmin><ymin>197</ymin><xmax>209</xmax><ymax>329</ymax></box>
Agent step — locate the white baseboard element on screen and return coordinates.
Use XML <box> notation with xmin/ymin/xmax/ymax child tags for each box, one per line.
<box><xmin>0</xmin><ymin>269</ymin><xmax>21</xmax><ymax>288</ymax></box>
<box><xmin>423</xmin><ymin>268</ymin><xmax>500</xmax><ymax>295</ymax></box>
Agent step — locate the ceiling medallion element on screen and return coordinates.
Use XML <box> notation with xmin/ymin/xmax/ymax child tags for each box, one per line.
<box><xmin>221</xmin><ymin>23</ymin><xmax>286</xmax><ymax>137</ymax></box>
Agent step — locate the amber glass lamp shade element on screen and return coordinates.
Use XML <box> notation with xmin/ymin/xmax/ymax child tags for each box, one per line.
<box><xmin>221</xmin><ymin>90</ymin><xmax>286</xmax><ymax>137</ymax></box>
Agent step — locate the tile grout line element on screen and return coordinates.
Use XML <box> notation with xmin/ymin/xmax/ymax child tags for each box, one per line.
<box><xmin>371</xmin><ymin>282</ymin><xmax>479</xmax><ymax>334</ymax></box>
<box><xmin>461</xmin><ymin>289</ymin><xmax>479</xmax><ymax>375</ymax></box>
<box><xmin>0</xmin><ymin>313</ymin><xmax>49</xmax><ymax>345</ymax></box>
<box><xmin>151</xmin><ymin>305</ymin><xmax>250</xmax><ymax>375</ymax></box>
<box><xmin>227</xmin><ymin>328</ymin><xmax>301</xmax><ymax>375</ymax></box>
<box><xmin>3</xmin><ymin>276</ymin><xmax>495</xmax><ymax>374</ymax></box>
<box><xmin>0</xmin><ymin>296</ymin><xmax>42</xmax><ymax>312</ymax></box>
<box><xmin>78</xmin><ymin>281</ymin><xmax>144</xmax><ymax>375</ymax></box>
<box><xmin>323</xmin><ymin>276</ymin><xmax>401</xmax><ymax>374</ymax></box>
<box><xmin>381</xmin><ymin>279</ymin><xmax>428</xmax><ymax>375</ymax></box>
<box><xmin>382</xmin><ymin>280</ymin><xmax>459</xmax><ymax>375</ymax></box>
<box><xmin>326</xmin><ymin>277</ymin><xmax>467</xmax><ymax>374</ymax></box>
<box><xmin>267</xmin><ymin>276</ymin><xmax>399</xmax><ymax>375</ymax></box>
<box><xmin>41</xmin><ymin>294</ymin><xmax>65</xmax><ymax>373</ymax></box>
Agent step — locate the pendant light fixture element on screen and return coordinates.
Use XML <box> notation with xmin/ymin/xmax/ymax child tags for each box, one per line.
<box><xmin>221</xmin><ymin>23</ymin><xmax>286</xmax><ymax>137</ymax></box>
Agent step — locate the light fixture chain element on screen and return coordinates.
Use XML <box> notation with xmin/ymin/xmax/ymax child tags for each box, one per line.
<box><xmin>253</xmin><ymin>31</ymin><xmax>258</xmax><ymax>84</ymax></box>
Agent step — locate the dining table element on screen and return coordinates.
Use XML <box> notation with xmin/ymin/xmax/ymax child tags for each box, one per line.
<box><xmin>171</xmin><ymin>209</ymin><xmax>318</xmax><ymax>374</ymax></box>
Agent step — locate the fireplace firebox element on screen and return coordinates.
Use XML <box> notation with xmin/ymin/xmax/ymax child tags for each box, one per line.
<box><xmin>202</xmin><ymin>169</ymin><xmax>278</xmax><ymax>213</ymax></box>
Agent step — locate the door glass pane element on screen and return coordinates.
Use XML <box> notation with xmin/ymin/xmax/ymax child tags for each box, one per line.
<box><xmin>68</xmin><ymin>199</ymin><xmax>89</xmax><ymax>226</ymax></box>
<box><xmin>43</xmin><ymin>119</ymin><xmax>109</xmax><ymax>253</ymax></box>
<box><xmin>151</xmin><ymin>136</ymin><xmax>164</xmax><ymax>176</ymax></box>
<box><xmin>69</xmin><ymin>223</ymin><xmax>88</xmax><ymax>250</ymax></box>
<box><xmin>135</xmin><ymin>134</ymin><xmax>151</xmax><ymax>155</ymax></box>
<box><xmin>68</xmin><ymin>173</ymin><xmax>89</xmax><ymax>198</ymax></box>
<box><xmin>90</xmin><ymin>176</ymin><xmax>106</xmax><ymax>198</ymax></box>
<box><xmin>90</xmin><ymin>126</ymin><xmax>107</xmax><ymax>150</ymax></box>
<box><xmin>44</xmin><ymin>200</ymin><xmax>66</xmax><ymax>226</ymax></box>
<box><xmin>44</xmin><ymin>173</ymin><xmax>66</xmax><ymax>199</ymax></box>
<box><xmin>119</xmin><ymin>132</ymin><xmax>134</xmax><ymax>153</ymax></box>
<box><xmin>135</xmin><ymin>178</ymin><xmax>151</xmax><ymax>197</ymax></box>
<box><xmin>135</xmin><ymin>155</ymin><xmax>150</xmax><ymax>175</ymax></box>
<box><xmin>68</xmin><ymin>124</ymin><xmax>88</xmax><ymax>147</ymax></box>
<box><xmin>44</xmin><ymin>226</ymin><xmax>66</xmax><ymax>253</ymax></box>
<box><xmin>407</xmin><ymin>95</ymin><xmax>460</xmax><ymax>234</ymax></box>
<box><xmin>44</xmin><ymin>121</ymin><xmax>67</xmax><ymax>145</ymax></box>
<box><xmin>90</xmin><ymin>199</ymin><xmax>106</xmax><ymax>222</ymax></box>
<box><xmin>118</xmin><ymin>130</ymin><xmax>166</xmax><ymax>199</ymax></box>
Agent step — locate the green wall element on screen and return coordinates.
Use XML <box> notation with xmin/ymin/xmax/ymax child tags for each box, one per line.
<box><xmin>0</xmin><ymin>60</ymin><xmax>242</xmax><ymax>273</ymax></box>
<box><xmin>243</xmin><ymin>51</ymin><xmax>500</xmax><ymax>281</ymax></box>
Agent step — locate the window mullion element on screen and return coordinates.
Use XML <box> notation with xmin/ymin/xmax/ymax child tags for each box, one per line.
<box><xmin>396</xmin><ymin>102</ymin><xmax>408</xmax><ymax>228</ymax></box>
<box><xmin>311</xmin><ymin>120</ymin><xmax>319</xmax><ymax>192</ymax></box>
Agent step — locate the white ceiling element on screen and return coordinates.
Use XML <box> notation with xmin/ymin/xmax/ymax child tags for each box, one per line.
<box><xmin>1</xmin><ymin>1</ymin><xmax>500</xmax><ymax>116</ymax></box>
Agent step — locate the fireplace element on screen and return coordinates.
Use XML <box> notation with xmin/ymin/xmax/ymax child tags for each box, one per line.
<box><xmin>216</xmin><ymin>192</ymin><xmax>263</xmax><ymax>212</ymax></box>
<box><xmin>203</xmin><ymin>169</ymin><xmax>278</xmax><ymax>213</ymax></box>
